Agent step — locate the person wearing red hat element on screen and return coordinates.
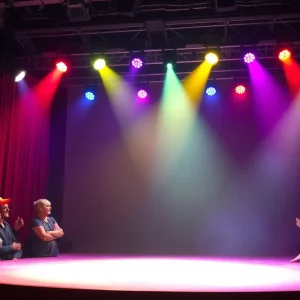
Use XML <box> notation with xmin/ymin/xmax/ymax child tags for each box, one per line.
<box><xmin>0</xmin><ymin>197</ymin><xmax>24</xmax><ymax>260</ymax></box>
<box><xmin>291</xmin><ymin>217</ymin><xmax>300</xmax><ymax>262</ymax></box>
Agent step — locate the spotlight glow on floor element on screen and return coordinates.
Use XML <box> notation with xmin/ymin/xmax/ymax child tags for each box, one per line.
<box><xmin>0</xmin><ymin>256</ymin><xmax>299</xmax><ymax>292</ymax></box>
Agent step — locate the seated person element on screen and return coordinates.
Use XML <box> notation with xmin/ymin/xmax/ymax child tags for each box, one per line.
<box><xmin>0</xmin><ymin>197</ymin><xmax>24</xmax><ymax>260</ymax></box>
<box><xmin>291</xmin><ymin>217</ymin><xmax>300</xmax><ymax>262</ymax></box>
<box><xmin>31</xmin><ymin>199</ymin><xmax>64</xmax><ymax>257</ymax></box>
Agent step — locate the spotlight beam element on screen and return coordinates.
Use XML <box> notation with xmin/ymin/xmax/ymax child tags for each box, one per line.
<box><xmin>182</xmin><ymin>61</ymin><xmax>212</xmax><ymax>106</ymax></box>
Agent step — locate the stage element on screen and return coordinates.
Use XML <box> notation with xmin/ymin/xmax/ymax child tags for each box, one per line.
<box><xmin>0</xmin><ymin>255</ymin><xmax>299</xmax><ymax>299</ymax></box>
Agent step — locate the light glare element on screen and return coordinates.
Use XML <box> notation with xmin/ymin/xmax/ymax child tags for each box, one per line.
<box><xmin>56</xmin><ymin>62</ymin><xmax>67</xmax><ymax>72</ymax></box>
<box><xmin>85</xmin><ymin>91</ymin><xmax>95</xmax><ymax>101</ymax></box>
<box><xmin>132</xmin><ymin>58</ymin><xmax>143</xmax><ymax>69</ymax></box>
<box><xmin>94</xmin><ymin>59</ymin><xmax>106</xmax><ymax>70</ymax></box>
<box><xmin>137</xmin><ymin>89</ymin><xmax>148</xmax><ymax>99</ymax></box>
<box><xmin>206</xmin><ymin>87</ymin><xmax>216</xmax><ymax>96</ymax></box>
<box><xmin>15</xmin><ymin>71</ymin><xmax>26</xmax><ymax>82</ymax></box>
<box><xmin>244</xmin><ymin>53</ymin><xmax>256</xmax><ymax>64</ymax></box>
<box><xmin>205</xmin><ymin>53</ymin><xmax>219</xmax><ymax>65</ymax></box>
<box><xmin>279</xmin><ymin>49</ymin><xmax>291</xmax><ymax>61</ymax></box>
<box><xmin>235</xmin><ymin>85</ymin><xmax>246</xmax><ymax>95</ymax></box>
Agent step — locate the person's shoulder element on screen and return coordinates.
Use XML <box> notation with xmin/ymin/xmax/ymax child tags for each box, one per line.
<box><xmin>4</xmin><ymin>221</ymin><xmax>12</xmax><ymax>229</ymax></box>
<box><xmin>49</xmin><ymin>216</ymin><xmax>57</xmax><ymax>224</ymax></box>
<box><xmin>31</xmin><ymin>217</ymin><xmax>43</xmax><ymax>227</ymax></box>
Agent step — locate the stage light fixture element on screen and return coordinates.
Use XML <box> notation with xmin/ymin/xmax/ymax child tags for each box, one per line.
<box><xmin>235</xmin><ymin>85</ymin><xmax>246</xmax><ymax>95</ymax></box>
<box><xmin>56</xmin><ymin>62</ymin><xmax>68</xmax><ymax>72</ymax></box>
<box><xmin>131</xmin><ymin>58</ymin><xmax>143</xmax><ymax>69</ymax></box>
<box><xmin>137</xmin><ymin>89</ymin><xmax>148</xmax><ymax>99</ymax></box>
<box><xmin>205</xmin><ymin>52</ymin><xmax>219</xmax><ymax>65</ymax></box>
<box><xmin>206</xmin><ymin>87</ymin><xmax>217</xmax><ymax>96</ymax></box>
<box><xmin>244</xmin><ymin>53</ymin><xmax>256</xmax><ymax>64</ymax></box>
<box><xmin>93</xmin><ymin>58</ymin><xmax>106</xmax><ymax>70</ymax></box>
<box><xmin>85</xmin><ymin>91</ymin><xmax>95</xmax><ymax>101</ymax></box>
<box><xmin>14</xmin><ymin>70</ymin><xmax>26</xmax><ymax>82</ymax></box>
<box><xmin>279</xmin><ymin>49</ymin><xmax>291</xmax><ymax>61</ymax></box>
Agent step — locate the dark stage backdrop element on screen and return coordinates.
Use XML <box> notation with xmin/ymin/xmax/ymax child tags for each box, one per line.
<box><xmin>47</xmin><ymin>87</ymin><xmax>68</xmax><ymax>224</ymax></box>
<box><xmin>61</xmin><ymin>80</ymin><xmax>300</xmax><ymax>257</ymax></box>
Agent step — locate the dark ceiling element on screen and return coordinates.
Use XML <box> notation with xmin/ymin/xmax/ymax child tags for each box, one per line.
<box><xmin>1</xmin><ymin>0</ymin><xmax>300</xmax><ymax>83</ymax></box>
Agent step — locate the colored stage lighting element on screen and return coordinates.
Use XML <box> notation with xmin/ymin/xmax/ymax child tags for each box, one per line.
<box><xmin>205</xmin><ymin>53</ymin><xmax>219</xmax><ymax>65</ymax></box>
<box><xmin>244</xmin><ymin>53</ymin><xmax>256</xmax><ymax>64</ymax></box>
<box><xmin>15</xmin><ymin>70</ymin><xmax>26</xmax><ymax>82</ymax></box>
<box><xmin>56</xmin><ymin>62</ymin><xmax>67</xmax><ymax>72</ymax></box>
<box><xmin>93</xmin><ymin>59</ymin><xmax>106</xmax><ymax>70</ymax></box>
<box><xmin>206</xmin><ymin>87</ymin><xmax>216</xmax><ymax>96</ymax></box>
<box><xmin>235</xmin><ymin>85</ymin><xmax>246</xmax><ymax>95</ymax></box>
<box><xmin>163</xmin><ymin>50</ymin><xmax>177</xmax><ymax>69</ymax></box>
<box><xmin>279</xmin><ymin>49</ymin><xmax>291</xmax><ymax>61</ymax></box>
<box><xmin>132</xmin><ymin>58</ymin><xmax>143</xmax><ymax>69</ymax></box>
<box><xmin>85</xmin><ymin>91</ymin><xmax>95</xmax><ymax>101</ymax></box>
<box><xmin>137</xmin><ymin>89</ymin><xmax>148</xmax><ymax>99</ymax></box>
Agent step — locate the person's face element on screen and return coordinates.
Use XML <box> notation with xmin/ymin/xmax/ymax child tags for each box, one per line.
<box><xmin>41</xmin><ymin>202</ymin><xmax>51</xmax><ymax>215</ymax></box>
<box><xmin>0</xmin><ymin>204</ymin><xmax>10</xmax><ymax>219</ymax></box>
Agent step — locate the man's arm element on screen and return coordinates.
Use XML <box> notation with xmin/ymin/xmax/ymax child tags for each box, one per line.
<box><xmin>0</xmin><ymin>244</ymin><xmax>15</xmax><ymax>255</ymax></box>
<box><xmin>50</xmin><ymin>218</ymin><xmax>64</xmax><ymax>238</ymax></box>
<box><xmin>0</xmin><ymin>241</ymin><xmax>21</xmax><ymax>256</ymax></box>
<box><xmin>54</xmin><ymin>223</ymin><xmax>62</xmax><ymax>231</ymax></box>
<box><xmin>5</xmin><ymin>222</ymin><xmax>18</xmax><ymax>243</ymax></box>
<box><xmin>49</xmin><ymin>229</ymin><xmax>64</xmax><ymax>239</ymax></box>
<box><xmin>32</xmin><ymin>218</ymin><xmax>64</xmax><ymax>241</ymax></box>
<box><xmin>33</xmin><ymin>226</ymin><xmax>56</xmax><ymax>241</ymax></box>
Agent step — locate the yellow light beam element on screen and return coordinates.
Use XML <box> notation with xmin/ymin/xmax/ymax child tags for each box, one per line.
<box><xmin>182</xmin><ymin>61</ymin><xmax>212</xmax><ymax>107</ymax></box>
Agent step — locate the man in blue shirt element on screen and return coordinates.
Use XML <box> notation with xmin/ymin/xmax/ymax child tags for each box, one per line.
<box><xmin>0</xmin><ymin>197</ymin><xmax>24</xmax><ymax>260</ymax></box>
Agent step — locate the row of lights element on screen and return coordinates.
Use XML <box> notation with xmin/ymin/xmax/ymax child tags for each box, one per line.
<box><xmin>15</xmin><ymin>52</ymin><xmax>218</xmax><ymax>83</ymax></box>
<box><xmin>85</xmin><ymin>88</ymin><xmax>149</xmax><ymax>101</ymax></box>
<box><xmin>14</xmin><ymin>61</ymin><xmax>68</xmax><ymax>82</ymax></box>
<box><xmin>91</xmin><ymin>48</ymin><xmax>292</xmax><ymax>71</ymax></box>
<box><xmin>90</xmin><ymin>52</ymin><xmax>219</xmax><ymax>71</ymax></box>
<box><xmin>130</xmin><ymin>48</ymin><xmax>292</xmax><ymax>68</ymax></box>
<box><xmin>243</xmin><ymin>49</ymin><xmax>291</xmax><ymax>64</ymax></box>
<box><xmin>85</xmin><ymin>84</ymin><xmax>246</xmax><ymax>101</ymax></box>
<box><xmin>206</xmin><ymin>85</ymin><xmax>246</xmax><ymax>96</ymax></box>
<box><xmin>14</xmin><ymin>49</ymin><xmax>292</xmax><ymax>87</ymax></box>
